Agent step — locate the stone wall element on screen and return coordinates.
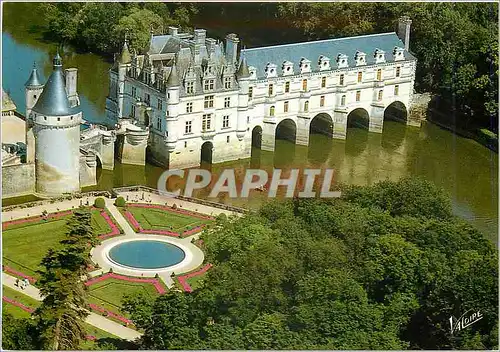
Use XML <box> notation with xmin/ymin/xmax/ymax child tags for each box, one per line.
<box><xmin>2</xmin><ymin>163</ymin><xmax>35</xmax><ymax>198</ymax></box>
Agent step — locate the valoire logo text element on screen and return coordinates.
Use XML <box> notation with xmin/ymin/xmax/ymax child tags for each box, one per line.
<box><xmin>449</xmin><ymin>309</ymin><xmax>483</xmax><ymax>335</ymax></box>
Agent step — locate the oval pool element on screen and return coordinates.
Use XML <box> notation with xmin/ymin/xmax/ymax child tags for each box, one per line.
<box><xmin>108</xmin><ymin>240</ymin><xmax>186</xmax><ymax>269</ymax></box>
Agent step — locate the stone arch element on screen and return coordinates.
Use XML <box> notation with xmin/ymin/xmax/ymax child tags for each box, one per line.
<box><xmin>347</xmin><ymin>107</ymin><xmax>370</xmax><ymax>130</ymax></box>
<box><xmin>251</xmin><ymin>125</ymin><xmax>262</xmax><ymax>149</ymax></box>
<box><xmin>275</xmin><ymin>118</ymin><xmax>297</xmax><ymax>143</ymax></box>
<box><xmin>310</xmin><ymin>113</ymin><xmax>333</xmax><ymax>137</ymax></box>
<box><xmin>384</xmin><ymin>101</ymin><xmax>408</xmax><ymax>123</ymax></box>
<box><xmin>200</xmin><ymin>141</ymin><xmax>214</xmax><ymax>164</ymax></box>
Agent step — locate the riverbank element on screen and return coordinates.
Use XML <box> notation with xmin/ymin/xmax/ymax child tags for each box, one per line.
<box><xmin>427</xmin><ymin>108</ymin><xmax>498</xmax><ymax>153</ymax></box>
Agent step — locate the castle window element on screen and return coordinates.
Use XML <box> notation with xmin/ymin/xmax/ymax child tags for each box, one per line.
<box><xmin>185</xmin><ymin>141</ymin><xmax>188</xmax><ymax>148</ymax></box>
<box><xmin>186</xmin><ymin>81</ymin><xmax>194</xmax><ymax>94</ymax></box>
<box><xmin>341</xmin><ymin>95</ymin><xmax>346</xmax><ymax>106</ymax></box>
<box><xmin>57</xmin><ymin>118</ymin><xmax>60</xmax><ymax>121</ymax></box>
<box><xmin>304</xmin><ymin>101</ymin><xmax>309</xmax><ymax>112</ymax></box>
<box><xmin>132</xmin><ymin>87</ymin><xmax>136</xmax><ymax>98</ymax></box>
<box><xmin>356</xmin><ymin>90</ymin><xmax>361</xmax><ymax>102</ymax></box>
<box><xmin>284</xmin><ymin>101</ymin><xmax>289</xmax><ymax>113</ymax></box>
<box><xmin>224</xmin><ymin>97</ymin><xmax>231</xmax><ymax>108</ymax></box>
<box><xmin>202</xmin><ymin>114</ymin><xmax>212</xmax><ymax>131</ymax></box>
<box><xmin>394</xmin><ymin>85</ymin><xmax>400</xmax><ymax>96</ymax></box>
<box><xmin>70</xmin><ymin>116</ymin><xmax>73</xmax><ymax>120</ymax></box>
<box><xmin>396</xmin><ymin>66</ymin><xmax>401</xmax><ymax>77</ymax></box>
<box><xmin>378</xmin><ymin>90</ymin><xmax>383</xmax><ymax>101</ymax></box>
<box><xmin>34</xmin><ymin>95</ymin><xmax>37</xmax><ymax>99</ymax></box>
<box><xmin>376</xmin><ymin>69</ymin><xmax>382</xmax><ymax>81</ymax></box>
<box><xmin>302</xmin><ymin>79</ymin><xmax>308</xmax><ymax>91</ymax></box>
<box><xmin>156</xmin><ymin>117</ymin><xmax>161</xmax><ymax>130</ymax></box>
<box><xmin>247</xmin><ymin>116</ymin><xmax>250</xmax><ymax>123</ymax></box>
<box><xmin>248</xmin><ymin>87</ymin><xmax>253</xmax><ymax>100</ymax></box>
<box><xmin>204</xmin><ymin>95</ymin><xmax>214</xmax><ymax>109</ymax></box>
<box><xmin>131</xmin><ymin>105</ymin><xmax>136</xmax><ymax>118</ymax></box>
<box><xmin>227</xmin><ymin>136</ymin><xmax>230</xmax><ymax>143</ymax></box>
<box><xmin>357</xmin><ymin>72</ymin><xmax>363</xmax><ymax>83</ymax></box>
<box><xmin>44</xmin><ymin>116</ymin><xmax>47</xmax><ymax>120</ymax></box>
<box><xmin>145</xmin><ymin>93</ymin><xmax>150</xmax><ymax>105</ymax></box>
<box><xmin>270</xmin><ymin>106</ymin><xmax>275</xmax><ymax>116</ymax></box>
<box><xmin>285</xmin><ymin>81</ymin><xmax>290</xmax><ymax>93</ymax></box>
<box><xmin>167</xmin><ymin>93</ymin><xmax>170</xmax><ymax>99</ymax></box>
<box><xmin>185</xmin><ymin>120</ymin><xmax>192</xmax><ymax>134</ymax></box>
<box><xmin>320</xmin><ymin>95</ymin><xmax>325</xmax><ymax>107</ymax></box>
<box><xmin>268</xmin><ymin>84</ymin><xmax>274</xmax><ymax>96</ymax></box>
<box><xmin>321</xmin><ymin>76</ymin><xmax>326</xmax><ymax>88</ymax></box>
<box><xmin>223</xmin><ymin>115</ymin><xmax>230</xmax><ymax>128</ymax></box>
<box><xmin>224</xmin><ymin>77</ymin><xmax>232</xmax><ymax>89</ymax></box>
<box><xmin>204</xmin><ymin>79</ymin><xmax>215</xmax><ymax>91</ymax></box>
<box><xmin>339</xmin><ymin>74</ymin><xmax>344</xmax><ymax>86</ymax></box>
<box><xmin>157</xmin><ymin>99</ymin><xmax>163</xmax><ymax>110</ymax></box>
<box><xmin>186</xmin><ymin>102</ymin><xmax>193</xmax><ymax>113</ymax></box>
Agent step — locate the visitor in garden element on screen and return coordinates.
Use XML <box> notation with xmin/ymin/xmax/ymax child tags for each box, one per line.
<box><xmin>15</xmin><ymin>278</ymin><xmax>19</xmax><ymax>287</ymax></box>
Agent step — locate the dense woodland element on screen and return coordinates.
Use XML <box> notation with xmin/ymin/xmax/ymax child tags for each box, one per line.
<box><xmin>4</xmin><ymin>179</ymin><xmax>497</xmax><ymax>350</ymax></box>
<box><xmin>37</xmin><ymin>2</ymin><xmax>498</xmax><ymax>136</ymax></box>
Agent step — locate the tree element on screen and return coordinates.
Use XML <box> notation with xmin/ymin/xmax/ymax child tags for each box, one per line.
<box><xmin>33</xmin><ymin>207</ymin><xmax>97</xmax><ymax>350</ymax></box>
<box><xmin>1</xmin><ymin>314</ymin><xmax>38</xmax><ymax>350</ymax></box>
<box><xmin>113</xmin><ymin>8</ymin><xmax>163</xmax><ymax>54</ymax></box>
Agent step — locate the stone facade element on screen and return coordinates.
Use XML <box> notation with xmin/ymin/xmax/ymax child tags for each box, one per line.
<box><xmin>106</xmin><ymin>18</ymin><xmax>420</xmax><ymax>170</ymax></box>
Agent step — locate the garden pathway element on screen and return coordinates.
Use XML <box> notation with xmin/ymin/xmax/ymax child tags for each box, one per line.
<box><xmin>2</xmin><ymin>273</ymin><xmax>142</xmax><ymax>342</ymax></box>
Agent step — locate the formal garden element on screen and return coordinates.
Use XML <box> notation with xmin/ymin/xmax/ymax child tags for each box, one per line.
<box><xmin>2</xmin><ymin>206</ymin><xmax>122</xmax><ymax>280</ymax></box>
<box><xmin>117</xmin><ymin>201</ymin><xmax>214</xmax><ymax>237</ymax></box>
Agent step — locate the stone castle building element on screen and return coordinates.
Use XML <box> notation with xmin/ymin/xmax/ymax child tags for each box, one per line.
<box><xmin>106</xmin><ymin>17</ymin><xmax>420</xmax><ymax>169</ymax></box>
<box><xmin>2</xmin><ymin>54</ymin><xmax>114</xmax><ymax>198</ymax></box>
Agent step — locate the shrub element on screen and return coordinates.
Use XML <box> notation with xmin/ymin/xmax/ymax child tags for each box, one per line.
<box><xmin>94</xmin><ymin>197</ymin><xmax>105</xmax><ymax>209</ymax></box>
<box><xmin>155</xmin><ymin>273</ymin><xmax>159</xmax><ymax>278</ymax></box>
<box><xmin>172</xmin><ymin>204</ymin><xmax>177</xmax><ymax>209</ymax></box>
<box><xmin>109</xmin><ymin>267</ymin><xmax>113</xmax><ymax>273</ymax></box>
<box><xmin>114</xmin><ymin>196</ymin><xmax>126</xmax><ymax>207</ymax></box>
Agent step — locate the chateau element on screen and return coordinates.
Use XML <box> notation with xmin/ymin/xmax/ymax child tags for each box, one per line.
<box><xmin>106</xmin><ymin>17</ymin><xmax>420</xmax><ymax>169</ymax></box>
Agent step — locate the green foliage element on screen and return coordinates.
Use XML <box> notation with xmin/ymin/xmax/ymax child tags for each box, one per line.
<box><xmin>277</xmin><ymin>2</ymin><xmax>498</xmax><ymax>129</ymax></box>
<box><xmin>33</xmin><ymin>207</ymin><xmax>98</xmax><ymax>350</ymax></box>
<box><xmin>114</xmin><ymin>196</ymin><xmax>126</xmax><ymax>207</ymax></box>
<box><xmin>1</xmin><ymin>314</ymin><xmax>38</xmax><ymax>350</ymax></box>
<box><xmin>94</xmin><ymin>197</ymin><xmax>105</xmax><ymax>209</ymax></box>
<box><xmin>123</xmin><ymin>179</ymin><xmax>497</xmax><ymax>350</ymax></box>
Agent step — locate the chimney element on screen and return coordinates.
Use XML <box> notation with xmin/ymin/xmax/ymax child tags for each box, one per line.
<box><xmin>225</xmin><ymin>33</ymin><xmax>239</xmax><ymax>66</ymax></box>
<box><xmin>65</xmin><ymin>68</ymin><xmax>78</xmax><ymax>98</ymax></box>
<box><xmin>168</xmin><ymin>26</ymin><xmax>178</xmax><ymax>36</ymax></box>
<box><xmin>193</xmin><ymin>29</ymin><xmax>206</xmax><ymax>45</ymax></box>
<box><xmin>397</xmin><ymin>16</ymin><xmax>412</xmax><ymax>51</ymax></box>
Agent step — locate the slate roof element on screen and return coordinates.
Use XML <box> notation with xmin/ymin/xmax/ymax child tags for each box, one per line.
<box><xmin>25</xmin><ymin>63</ymin><xmax>43</xmax><ymax>87</ymax></box>
<box><xmin>241</xmin><ymin>32</ymin><xmax>416</xmax><ymax>79</ymax></box>
<box><xmin>32</xmin><ymin>55</ymin><xmax>80</xmax><ymax>116</ymax></box>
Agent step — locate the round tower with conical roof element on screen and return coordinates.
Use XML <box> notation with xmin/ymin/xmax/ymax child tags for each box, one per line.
<box><xmin>164</xmin><ymin>58</ymin><xmax>180</xmax><ymax>152</ymax></box>
<box><xmin>31</xmin><ymin>53</ymin><xmax>82</xmax><ymax>196</ymax></box>
<box><xmin>25</xmin><ymin>62</ymin><xmax>44</xmax><ymax>163</ymax></box>
<box><xmin>236</xmin><ymin>54</ymin><xmax>250</xmax><ymax>141</ymax></box>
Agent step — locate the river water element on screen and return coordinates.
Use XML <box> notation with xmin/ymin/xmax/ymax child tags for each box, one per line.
<box><xmin>2</xmin><ymin>4</ymin><xmax>498</xmax><ymax>241</ymax></box>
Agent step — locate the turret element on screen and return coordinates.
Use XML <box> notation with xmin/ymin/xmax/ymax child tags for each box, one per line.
<box><xmin>165</xmin><ymin>58</ymin><xmax>180</xmax><ymax>151</ymax></box>
<box><xmin>236</xmin><ymin>54</ymin><xmax>250</xmax><ymax>140</ymax></box>
<box><xmin>31</xmin><ymin>52</ymin><xmax>82</xmax><ymax>196</ymax></box>
<box><xmin>117</xmin><ymin>33</ymin><xmax>132</xmax><ymax>119</ymax></box>
<box><xmin>24</xmin><ymin>62</ymin><xmax>44</xmax><ymax>117</ymax></box>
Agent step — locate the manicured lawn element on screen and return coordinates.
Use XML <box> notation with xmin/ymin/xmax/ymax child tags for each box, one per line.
<box><xmin>2</xmin><ymin>209</ymin><xmax>117</xmax><ymax>279</ymax></box>
<box><xmin>186</xmin><ymin>274</ymin><xmax>206</xmax><ymax>290</ymax></box>
<box><xmin>126</xmin><ymin>207</ymin><xmax>211</xmax><ymax>233</ymax></box>
<box><xmin>87</xmin><ymin>278</ymin><xmax>160</xmax><ymax>318</ymax></box>
<box><xmin>2</xmin><ymin>285</ymin><xmax>126</xmax><ymax>348</ymax></box>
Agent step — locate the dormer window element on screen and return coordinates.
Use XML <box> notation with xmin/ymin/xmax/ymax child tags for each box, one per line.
<box><xmin>204</xmin><ymin>79</ymin><xmax>215</xmax><ymax>91</ymax></box>
<box><xmin>224</xmin><ymin>77</ymin><xmax>232</xmax><ymax>89</ymax></box>
<box><xmin>318</xmin><ymin>55</ymin><xmax>331</xmax><ymax>71</ymax></box>
<box><xmin>374</xmin><ymin>49</ymin><xmax>386</xmax><ymax>64</ymax></box>
<box><xmin>355</xmin><ymin>51</ymin><xmax>366</xmax><ymax>66</ymax></box>
<box><xmin>265</xmin><ymin>63</ymin><xmax>278</xmax><ymax>78</ymax></box>
<box><xmin>337</xmin><ymin>54</ymin><xmax>348</xmax><ymax>68</ymax></box>
<box><xmin>282</xmin><ymin>61</ymin><xmax>294</xmax><ymax>76</ymax></box>
<box><xmin>300</xmin><ymin>58</ymin><xmax>311</xmax><ymax>74</ymax></box>
<box><xmin>249</xmin><ymin>66</ymin><xmax>257</xmax><ymax>79</ymax></box>
<box><xmin>393</xmin><ymin>47</ymin><xmax>405</xmax><ymax>61</ymax></box>
<box><xmin>186</xmin><ymin>81</ymin><xmax>195</xmax><ymax>94</ymax></box>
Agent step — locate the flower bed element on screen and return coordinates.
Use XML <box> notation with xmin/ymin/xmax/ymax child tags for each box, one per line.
<box><xmin>2</xmin><ymin>296</ymin><xmax>35</xmax><ymax>313</ymax></box>
<box><xmin>2</xmin><ymin>265</ymin><xmax>37</xmax><ymax>283</ymax></box>
<box><xmin>2</xmin><ymin>210</ymin><xmax>73</xmax><ymax>230</ymax></box>
<box><xmin>85</xmin><ymin>272</ymin><xmax>167</xmax><ymax>295</ymax></box>
<box><xmin>176</xmin><ymin>263</ymin><xmax>213</xmax><ymax>293</ymax></box>
<box><xmin>97</xmin><ymin>210</ymin><xmax>121</xmax><ymax>240</ymax></box>
<box><xmin>88</xmin><ymin>303</ymin><xmax>133</xmax><ymax>326</ymax></box>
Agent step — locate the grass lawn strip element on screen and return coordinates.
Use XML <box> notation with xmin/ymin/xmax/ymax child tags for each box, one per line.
<box><xmin>122</xmin><ymin>205</ymin><xmax>213</xmax><ymax>236</ymax></box>
<box><xmin>2</xmin><ymin>286</ymin><xmax>121</xmax><ymax>345</ymax></box>
<box><xmin>176</xmin><ymin>263</ymin><xmax>213</xmax><ymax>293</ymax></box>
<box><xmin>2</xmin><ymin>208</ymin><xmax>122</xmax><ymax>280</ymax></box>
